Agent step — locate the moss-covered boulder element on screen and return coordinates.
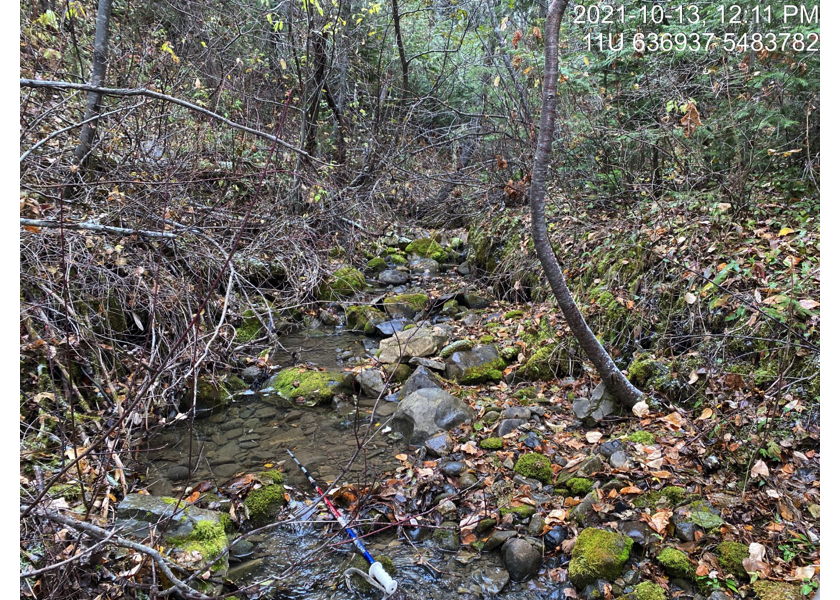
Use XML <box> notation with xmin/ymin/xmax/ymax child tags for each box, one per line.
<box><xmin>244</xmin><ymin>484</ymin><xmax>287</xmax><ymax>524</ymax></box>
<box><xmin>513</xmin><ymin>453</ymin><xmax>552</xmax><ymax>484</ymax></box>
<box><xmin>656</xmin><ymin>547</ymin><xmax>694</xmax><ymax>579</ymax></box>
<box><xmin>752</xmin><ymin>581</ymin><xmax>801</xmax><ymax>600</ymax></box>
<box><xmin>500</xmin><ymin>505</ymin><xmax>536</xmax><ymax>520</ymax></box>
<box><xmin>569</xmin><ymin>528</ymin><xmax>633</xmax><ymax>588</ymax></box>
<box><xmin>366</xmin><ymin>257</ymin><xmax>388</xmax><ymax>274</ymax></box>
<box><xmin>316</xmin><ymin>267</ymin><xmax>367</xmax><ymax>301</ymax></box>
<box><xmin>716</xmin><ymin>541</ymin><xmax>749</xmax><ymax>579</ymax></box>
<box><xmin>568</xmin><ymin>478</ymin><xmax>594</xmax><ymax>496</ymax></box>
<box><xmin>383</xmin><ymin>293</ymin><xmax>429</xmax><ymax>319</ymax></box>
<box><xmin>405</xmin><ymin>237</ymin><xmax>447</xmax><ymax>262</ymax></box>
<box><xmin>267</xmin><ymin>368</ymin><xmax>352</xmax><ymax>406</ymax></box>
<box><xmin>168</xmin><ymin>520</ymin><xmax>229</xmax><ymax>574</ymax></box>
<box><xmin>344</xmin><ymin>305</ymin><xmax>388</xmax><ymax>335</ymax></box>
<box><xmin>181</xmin><ymin>375</ymin><xmax>248</xmax><ymax>416</ymax></box>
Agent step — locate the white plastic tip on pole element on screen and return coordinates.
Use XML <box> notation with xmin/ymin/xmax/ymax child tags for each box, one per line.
<box><xmin>368</xmin><ymin>561</ymin><xmax>398</xmax><ymax>596</ymax></box>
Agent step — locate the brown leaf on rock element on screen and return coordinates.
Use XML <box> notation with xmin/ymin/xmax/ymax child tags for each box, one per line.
<box><xmin>641</xmin><ymin>508</ymin><xmax>673</xmax><ymax>535</ymax></box>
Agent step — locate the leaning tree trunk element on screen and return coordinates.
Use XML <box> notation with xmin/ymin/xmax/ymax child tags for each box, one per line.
<box><xmin>528</xmin><ymin>0</ymin><xmax>643</xmax><ymax>408</ymax></box>
<box><xmin>74</xmin><ymin>0</ymin><xmax>113</xmax><ymax>166</ymax></box>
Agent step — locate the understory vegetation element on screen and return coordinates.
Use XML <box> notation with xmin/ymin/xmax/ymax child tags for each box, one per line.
<box><xmin>20</xmin><ymin>0</ymin><xmax>818</xmax><ymax>598</ymax></box>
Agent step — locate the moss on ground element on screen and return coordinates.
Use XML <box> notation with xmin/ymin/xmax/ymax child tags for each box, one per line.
<box><xmin>504</xmin><ymin>309</ymin><xmax>525</xmax><ymax>319</ymax></box>
<box><xmin>520</xmin><ymin>344</ymin><xmax>568</xmax><ymax>381</ymax></box>
<box><xmin>384</xmin><ymin>293</ymin><xmax>429</xmax><ymax>312</ymax></box>
<box><xmin>244</xmin><ymin>484</ymin><xmax>287</xmax><ymax>523</ymax></box>
<box><xmin>480</xmin><ymin>437</ymin><xmax>504</xmax><ymax>450</ymax></box>
<box><xmin>621</xmin><ymin>581</ymin><xmax>667</xmax><ymax>600</ymax></box>
<box><xmin>657</xmin><ymin>547</ymin><xmax>694</xmax><ymax>579</ymax></box>
<box><xmin>405</xmin><ymin>238</ymin><xmax>447</xmax><ymax>262</ymax></box>
<box><xmin>479</xmin><ymin>334</ymin><xmax>495</xmax><ymax>344</ymax></box>
<box><xmin>500</xmin><ymin>505</ymin><xmax>536</xmax><ymax>519</ymax></box>
<box><xmin>168</xmin><ymin>520</ymin><xmax>228</xmax><ymax>572</ymax></box>
<box><xmin>717</xmin><ymin>541</ymin><xmax>749</xmax><ymax>579</ymax></box>
<box><xmin>513</xmin><ymin>453</ymin><xmax>552</xmax><ymax>484</ymax></box>
<box><xmin>752</xmin><ymin>581</ymin><xmax>801</xmax><ymax>600</ymax></box>
<box><xmin>569</xmin><ymin>528</ymin><xmax>633</xmax><ymax>587</ymax></box>
<box><xmin>628</xmin><ymin>430</ymin><xmax>656</xmax><ymax>445</ymax></box>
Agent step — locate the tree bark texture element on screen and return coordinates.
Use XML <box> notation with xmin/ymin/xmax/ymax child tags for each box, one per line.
<box><xmin>74</xmin><ymin>0</ymin><xmax>113</xmax><ymax>165</ymax></box>
<box><xmin>528</xmin><ymin>0</ymin><xmax>643</xmax><ymax>408</ymax></box>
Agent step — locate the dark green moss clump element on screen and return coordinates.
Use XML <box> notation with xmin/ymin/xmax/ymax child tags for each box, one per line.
<box><xmin>657</xmin><ymin>547</ymin><xmax>694</xmax><ymax>579</ymax></box>
<box><xmin>168</xmin><ymin>520</ymin><xmax>228</xmax><ymax>572</ymax></box>
<box><xmin>236</xmin><ymin>309</ymin><xmax>263</xmax><ymax>341</ymax></box>
<box><xmin>366</xmin><ymin>257</ymin><xmax>388</xmax><ymax>273</ymax></box>
<box><xmin>504</xmin><ymin>309</ymin><xmax>525</xmax><ymax>319</ymax></box>
<box><xmin>317</xmin><ymin>267</ymin><xmax>367</xmax><ymax>300</ymax></box>
<box><xmin>568</xmin><ymin>478</ymin><xmax>594</xmax><ymax>496</ymax></box>
<box><xmin>623</xmin><ymin>581</ymin><xmax>667</xmax><ymax>600</ymax></box>
<box><xmin>717</xmin><ymin>541</ymin><xmax>749</xmax><ymax>579</ymax></box>
<box><xmin>514</xmin><ymin>453</ymin><xmax>553</xmax><ymax>484</ymax></box>
<box><xmin>480</xmin><ymin>437</ymin><xmax>504</xmax><ymax>450</ymax></box>
<box><xmin>500</xmin><ymin>505</ymin><xmax>536</xmax><ymax>519</ymax></box>
<box><xmin>244</xmin><ymin>484</ymin><xmax>287</xmax><ymax>523</ymax></box>
<box><xmin>262</xmin><ymin>470</ymin><xmax>285</xmax><ymax>485</ymax></box>
<box><xmin>569</xmin><ymin>528</ymin><xmax>633</xmax><ymax>587</ymax></box>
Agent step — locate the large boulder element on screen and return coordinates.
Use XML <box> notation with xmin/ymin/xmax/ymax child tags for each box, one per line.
<box><xmin>398</xmin><ymin>365</ymin><xmax>444</xmax><ymax>400</ymax></box>
<box><xmin>408</xmin><ymin>258</ymin><xmax>439</xmax><ymax>274</ymax></box>
<box><xmin>392</xmin><ymin>388</ymin><xmax>475</xmax><ymax>443</ymax></box>
<box><xmin>267</xmin><ymin>368</ymin><xmax>352</xmax><ymax>406</ymax></box>
<box><xmin>445</xmin><ymin>345</ymin><xmax>506</xmax><ymax>384</ymax></box>
<box><xmin>356</xmin><ymin>369</ymin><xmax>386</xmax><ymax>397</ymax></box>
<box><xmin>568</xmin><ymin>528</ymin><xmax>633</xmax><ymax>588</ymax></box>
<box><xmin>378</xmin><ymin>326</ymin><xmax>449</xmax><ymax>364</ymax></box>
<box><xmin>378</xmin><ymin>269</ymin><xmax>409</xmax><ymax>285</ymax></box>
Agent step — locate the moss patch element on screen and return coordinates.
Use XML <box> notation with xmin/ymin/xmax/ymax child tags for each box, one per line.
<box><xmin>366</xmin><ymin>257</ymin><xmax>388</xmax><ymax>273</ymax></box>
<box><xmin>752</xmin><ymin>581</ymin><xmax>801</xmax><ymax>600</ymax></box>
<box><xmin>628</xmin><ymin>430</ymin><xmax>656</xmax><ymax>445</ymax></box>
<box><xmin>347</xmin><ymin>554</ymin><xmax>397</xmax><ymax>593</ymax></box>
<box><xmin>384</xmin><ymin>293</ymin><xmax>429</xmax><ymax>312</ymax></box>
<box><xmin>520</xmin><ymin>344</ymin><xmax>568</xmax><ymax>381</ymax></box>
<box><xmin>182</xmin><ymin>375</ymin><xmax>247</xmax><ymax>414</ymax></box>
<box><xmin>514</xmin><ymin>453</ymin><xmax>552</xmax><ymax>484</ymax></box>
<box><xmin>236</xmin><ymin>309</ymin><xmax>263</xmax><ymax>342</ymax></box>
<box><xmin>504</xmin><ymin>309</ymin><xmax>525</xmax><ymax>319</ymax></box>
<box><xmin>459</xmin><ymin>357</ymin><xmax>506</xmax><ymax>385</ymax></box>
<box><xmin>500</xmin><ymin>505</ymin><xmax>536</xmax><ymax>519</ymax></box>
<box><xmin>624</xmin><ymin>581</ymin><xmax>667</xmax><ymax>600</ymax></box>
<box><xmin>168</xmin><ymin>520</ymin><xmax>228</xmax><ymax>572</ymax></box>
<box><xmin>317</xmin><ymin>267</ymin><xmax>367</xmax><ymax>301</ymax></box>
<box><xmin>479</xmin><ymin>334</ymin><xmax>495</xmax><ymax>344</ymax></box>
<box><xmin>569</xmin><ymin>528</ymin><xmax>633</xmax><ymax>587</ymax></box>
<box><xmin>568</xmin><ymin>478</ymin><xmax>594</xmax><ymax>496</ymax></box>
<box><xmin>344</xmin><ymin>305</ymin><xmax>387</xmax><ymax>335</ymax></box>
<box><xmin>244</xmin><ymin>484</ymin><xmax>287</xmax><ymax>523</ymax></box>
<box><xmin>480</xmin><ymin>437</ymin><xmax>504</xmax><ymax>450</ymax></box>
<box><xmin>657</xmin><ymin>547</ymin><xmax>694</xmax><ymax>579</ymax></box>
<box><xmin>405</xmin><ymin>237</ymin><xmax>447</xmax><ymax>262</ymax></box>
<box><xmin>268</xmin><ymin>368</ymin><xmax>351</xmax><ymax>406</ymax></box>
<box><xmin>389</xmin><ymin>254</ymin><xmax>407</xmax><ymax>266</ymax></box>
<box><xmin>717</xmin><ymin>541</ymin><xmax>749</xmax><ymax>579</ymax></box>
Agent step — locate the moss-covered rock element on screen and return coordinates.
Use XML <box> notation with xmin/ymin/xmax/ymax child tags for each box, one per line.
<box><xmin>520</xmin><ymin>344</ymin><xmax>569</xmax><ymax>381</ymax></box>
<box><xmin>568</xmin><ymin>478</ymin><xmax>594</xmax><ymax>496</ymax></box>
<box><xmin>405</xmin><ymin>237</ymin><xmax>447</xmax><ymax>262</ymax></box>
<box><xmin>267</xmin><ymin>368</ymin><xmax>352</xmax><ymax>406</ymax></box>
<box><xmin>316</xmin><ymin>267</ymin><xmax>367</xmax><ymax>301</ymax></box>
<box><xmin>628</xmin><ymin>430</ymin><xmax>656</xmax><ymax>445</ymax></box>
<box><xmin>514</xmin><ymin>453</ymin><xmax>552</xmax><ymax>484</ymax></box>
<box><xmin>235</xmin><ymin>308</ymin><xmax>263</xmax><ymax>342</ymax></box>
<box><xmin>389</xmin><ymin>254</ymin><xmax>408</xmax><ymax>266</ymax></box>
<box><xmin>628</xmin><ymin>354</ymin><xmax>674</xmax><ymax>394</ymax></box>
<box><xmin>621</xmin><ymin>581</ymin><xmax>667</xmax><ymax>600</ymax></box>
<box><xmin>366</xmin><ymin>257</ymin><xmax>388</xmax><ymax>274</ymax></box>
<box><xmin>440</xmin><ymin>339</ymin><xmax>474</xmax><ymax>359</ymax></box>
<box><xmin>569</xmin><ymin>528</ymin><xmax>633</xmax><ymax>588</ymax></box>
<box><xmin>480</xmin><ymin>437</ymin><xmax>504</xmax><ymax>450</ymax></box>
<box><xmin>500</xmin><ymin>505</ymin><xmax>536</xmax><ymax>519</ymax></box>
<box><xmin>657</xmin><ymin>547</ymin><xmax>694</xmax><ymax>579</ymax></box>
<box><xmin>752</xmin><ymin>581</ymin><xmax>801</xmax><ymax>600</ymax></box>
<box><xmin>500</xmin><ymin>345</ymin><xmax>520</xmax><ymax>362</ymax></box>
<box><xmin>716</xmin><ymin>541</ymin><xmax>749</xmax><ymax>579</ymax></box>
<box><xmin>479</xmin><ymin>334</ymin><xmax>495</xmax><ymax>344</ymax></box>
<box><xmin>168</xmin><ymin>520</ymin><xmax>229</xmax><ymax>573</ymax></box>
<box><xmin>383</xmin><ymin>363</ymin><xmax>412</xmax><ymax>384</ymax></box>
<box><xmin>344</xmin><ymin>305</ymin><xmax>387</xmax><ymax>335</ymax></box>
<box><xmin>383</xmin><ymin>293</ymin><xmax>429</xmax><ymax>318</ymax></box>
<box><xmin>504</xmin><ymin>309</ymin><xmax>525</xmax><ymax>319</ymax></box>
<box><xmin>181</xmin><ymin>375</ymin><xmax>248</xmax><ymax>415</ymax></box>
<box><xmin>244</xmin><ymin>484</ymin><xmax>287</xmax><ymax>523</ymax></box>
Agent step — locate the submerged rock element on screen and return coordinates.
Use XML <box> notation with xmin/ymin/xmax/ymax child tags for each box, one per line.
<box><xmin>473</xmin><ymin>566</ymin><xmax>510</xmax><ymax>595</ymax></box>
<box><xmin>180</xmin><ymin>375</ymin><xmax>247</xmax><ymax>417</ymax></box>
<box><xmin>391</xmin><ymin>388</ymin><xmax>474</xmax><ymax>443</ymax></box>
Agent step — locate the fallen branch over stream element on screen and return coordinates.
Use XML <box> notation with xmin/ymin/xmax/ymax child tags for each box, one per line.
<box><xmin>20</xmin><ymin>218</ymin><xmax>177</xmax><ymax>239</ymax></box>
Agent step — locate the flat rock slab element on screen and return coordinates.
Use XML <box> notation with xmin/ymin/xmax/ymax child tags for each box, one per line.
<box><xmin>378</xmin><ymin>327</ymin><xmax>449</xmax><ymax>364</ymax></box>
<box><xmin>409</xmin><ymin>356</ymin><xmax>446</xmax><ymax>371</ymax></box>
<box><xmin>392</xmin><ymin>388</ymin><xmax>474</xmax><ymax>444</ymax></box>
<box><xmin>116</xmin><ymin>493</ymin><xmax>221</xmax><ymax>539</ymax></box>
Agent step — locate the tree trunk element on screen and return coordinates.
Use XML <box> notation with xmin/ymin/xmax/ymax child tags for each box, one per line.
<box><xmin>74</xmin><ymin>0</ymin><xmax>113</xmax><ymax>166</ymax></box>
<box><xmin>390</xmin><ymin>0</ymin><xmax>409</xmax><ymax>106</ymax></box>
<box><xmin>528</xmin><ymin>0</ymin><xmax>643</xmax><ymax>408</ymax></box>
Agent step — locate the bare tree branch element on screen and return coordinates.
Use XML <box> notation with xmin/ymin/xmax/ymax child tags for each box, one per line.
<box><xmin>21</xmin><ymin>218</ymin><xmax>177</xmax><ymax>239</ymax></box>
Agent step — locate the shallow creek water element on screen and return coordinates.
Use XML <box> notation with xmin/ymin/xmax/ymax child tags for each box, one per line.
<box><xmin>142</xmin><ymin>319</ymin><xmax>554</xmax><ymax>597</ymax></box>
